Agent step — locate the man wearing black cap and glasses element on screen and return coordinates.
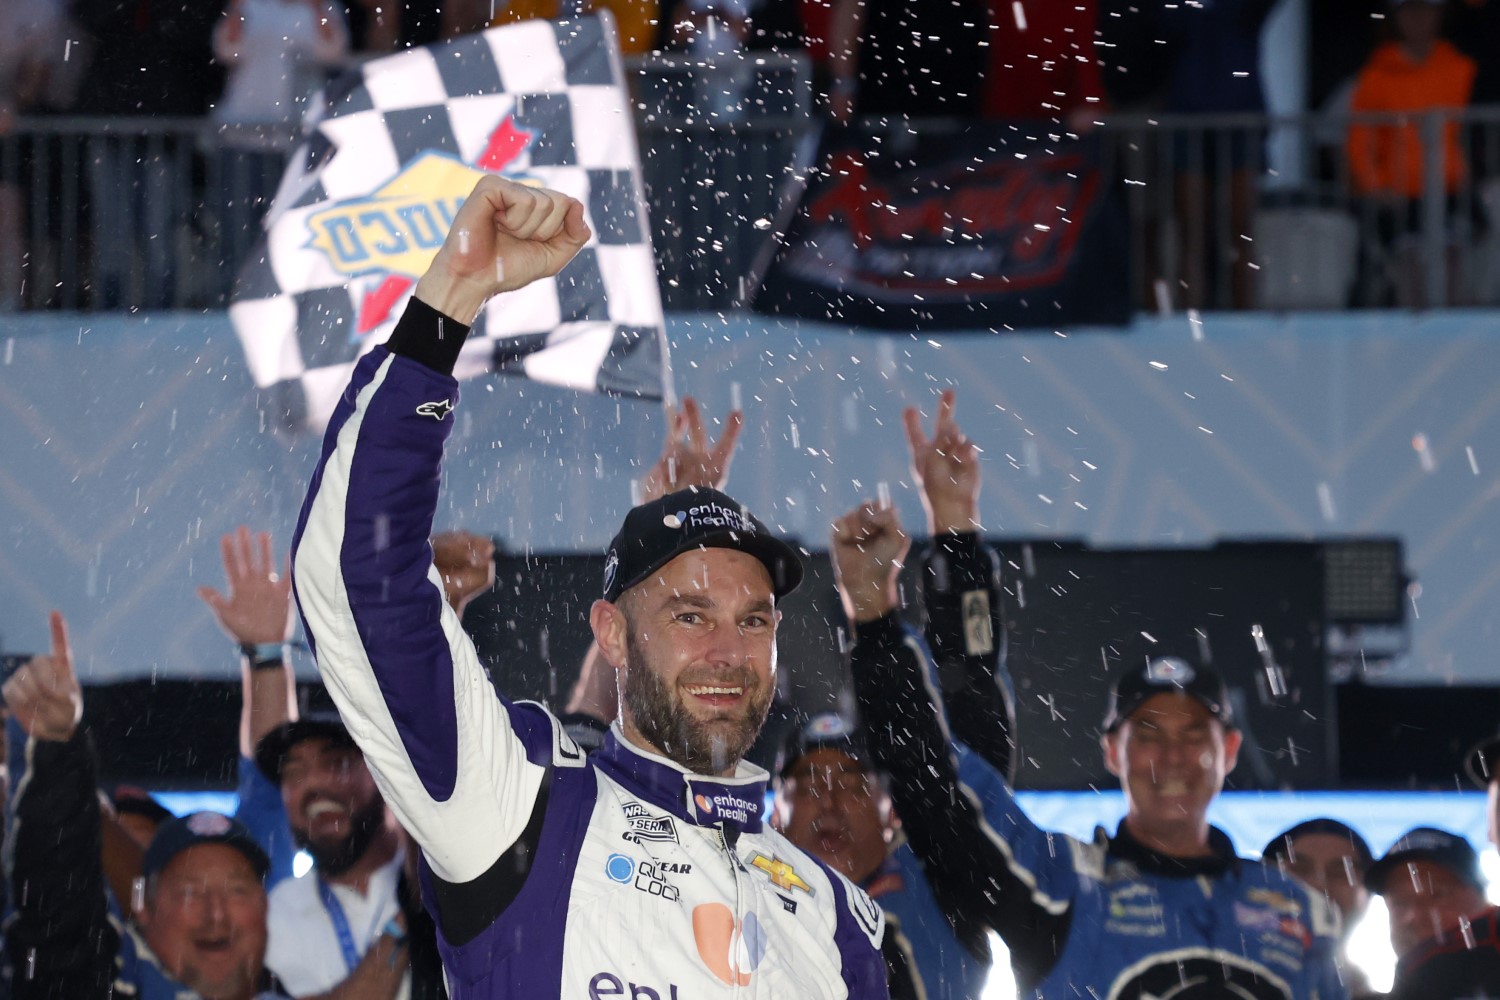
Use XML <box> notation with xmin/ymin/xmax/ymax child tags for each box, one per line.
<box><xmin>291</xmin><ymin>176</ymin><xmax>886</xmax><ymax>998</ymax></box>
<box><xmin>1365</xmin><ymin>827</ymin><xmax>1500</xmax><ymax>999</ymax></box>
<box><xmin>837</xmin><ymin>467</ymin><xmax>1345</xmax><ymax>999</ymax></box>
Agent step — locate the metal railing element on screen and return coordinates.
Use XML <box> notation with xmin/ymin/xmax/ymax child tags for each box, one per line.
<box><xmin>5</xmin><ymin>73</ymin><xmax>1499</xmax><ymax>314</ymax></box>
<box><xmin>1103</xmin><ymin>107</ymin><xmax>1500</xmax><ymax>311</ymax></box>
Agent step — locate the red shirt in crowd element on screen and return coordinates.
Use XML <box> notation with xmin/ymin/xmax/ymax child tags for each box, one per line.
<box><xmin>981</xmin><ymin>0</ymin><xmax>1104</xmax><ymax>121</ymax></box>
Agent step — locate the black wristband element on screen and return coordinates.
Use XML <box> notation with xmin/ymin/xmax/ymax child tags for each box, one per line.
<box><xmin>386</xmin><ymin>296</ymin><xmax>471</xmax><ymax>376</ymax></box>
<box><xmin>239</xmin><ymin>642</ymin><xmax>287</xmax><ymax>671</ymax></box>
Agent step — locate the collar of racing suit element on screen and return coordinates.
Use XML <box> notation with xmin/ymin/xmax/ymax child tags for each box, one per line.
<box><xmin>593</xmin><ymin>724</ymin><xmax>769</xmax><ymax>835</ymax></box>
<box><xmin>1108</xmin><ymin>822</ymin><xmax>1241</xmax><ymax>878</ymax></box>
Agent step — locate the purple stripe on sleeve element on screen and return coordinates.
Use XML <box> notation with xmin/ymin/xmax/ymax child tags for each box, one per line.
<box><xmin>338</xmin><ymin>353</ymin><xmax>465</xmax><ymax>801</ymax></box>
<box><xmin>822</xmin><ymin>861</ymin><xmax>891</xmax><ymax>1000</ymax></box>
<box><xmin>292</xmin><ymin>348</ymin><xmax>390</xmax><ymax>665</ymax></box>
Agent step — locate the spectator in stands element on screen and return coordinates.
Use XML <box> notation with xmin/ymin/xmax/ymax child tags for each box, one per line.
<box><xmin>1365</xmin><ymin>826</ymin><xmax>1500</xmax><ymax>999</ymax></box>
<box><xmin>1158</xmin><ymin>0</ymin><xmax>1278</xmax><ymax>310</ymax></box>
<box><xmin>1263</xmin><ymin>818</ymin><xmax>1376</xmax><ymax>996</ymax></box>
<box><xmin>0</xmin><ymin>0</ymin><xmax>61</xmax><ymax>311</ymax></box>
<box><xmin>827</xmin><ymin>0</ymin><xmax>985</xmax><ymax>122</ymax></box>
<box><xmin>343</xmin><ymin>0</ymin><xmax>483</xmax><ymax>53</ymax></box>
<box><xmin>210</xmin><ymin>0</ymin><xmax>349</xmax><ymax>286</ymax></box>
<box><xmin>487</xmin><ymin>0</ymin><xmax>662</xmax><ymax>56</ymax></box>
<box><xmin>5</xmin><ymin>611</ymin><xmax>293</xmax><ymax>999</ymax></box>
<box><xmin>212</xmin><ymin>0</ymin><xmax>348</xmax><ymax>128</ymax></box>
<box><xmin>72</xmin><ymin>0</ymin><xmax>222</xmax><ymax>308</ymax></box>
<box><xmin>665</xmin><ymin>0</ymin><xmax>754</xmax><ymax>120</ymax></box>
<box><xmin>979</xmin><ymin>0</ymin><xmax>1105</xmax><ymax>128</ymax></box>
<box><xmin>1347</xmin><ymin>0</ymin><xmax>1478</xmax><ymax>307</ymax></box>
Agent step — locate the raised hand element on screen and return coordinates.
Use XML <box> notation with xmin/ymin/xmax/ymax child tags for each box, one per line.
<box><xmin>413</xmin><ymin>175</ymin><xmax>592</xmax><ymax>324</ymax></box>
<box><xmin>903</xmin><ymin>388</ymin><xmax>981</xmax><ymax>535</ymax></box>
<box><xmin>197</xmin><ymin>526</ymin><xmax>294</xmax><ymax>646</ymax></box>
<box><xmin>641</xmin><ymin>396</ymin><xmax>743</xmax><ymax>503</ymax></box>
<box><xmin>4</xmin><ymin>612</ymin><xmax>83</xmax><ymax>743</ymax></box>
<box><xmin>830</xmin><ymin>501</ymin><xmax>910</xmax><ymax>625</ymax></box>
<box><xmin>432</xmin><ymin>530</ymin><xmax>497</xmax><ymax>616</ymax></box>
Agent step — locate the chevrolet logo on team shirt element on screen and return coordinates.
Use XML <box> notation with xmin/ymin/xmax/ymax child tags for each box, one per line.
<box><xmin>749</xmin><ymin>854</ymin><xmax>813</xmax><ymax>896</ymax></box>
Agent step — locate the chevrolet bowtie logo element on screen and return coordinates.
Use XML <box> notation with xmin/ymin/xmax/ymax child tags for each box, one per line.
<box><xmin>750</xmin><ymin>854</ymin><xmax>813</xmax><ymax>896</ymax></box>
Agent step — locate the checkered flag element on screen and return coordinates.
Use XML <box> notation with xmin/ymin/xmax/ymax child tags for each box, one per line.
<box><xmin>228</xmin><ymin>14</ymin><xmax>671</xmax><ymax>431</ymax></box>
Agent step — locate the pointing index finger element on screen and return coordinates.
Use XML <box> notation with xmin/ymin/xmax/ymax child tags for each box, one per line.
<box><xmin>902</xmin><ymin>406</ymin><xmax>928</xmax><ymax>458</ymax></box>
<box><xmin>49</xmin><ymin>610</ymin><xmax>70</xmax><ymax>663</ymax></box>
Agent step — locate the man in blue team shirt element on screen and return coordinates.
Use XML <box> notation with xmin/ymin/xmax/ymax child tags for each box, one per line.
<box><xmin>833</xmin><ymin>391</ymin><xmax>1348</xmax><ymax>1000</ymax></box>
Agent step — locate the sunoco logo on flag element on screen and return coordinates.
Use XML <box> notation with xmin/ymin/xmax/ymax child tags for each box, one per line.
<box><xmin>229</xmin><ymin>14</ymin><xmax>670</xmax><ymax>430</ymax></box>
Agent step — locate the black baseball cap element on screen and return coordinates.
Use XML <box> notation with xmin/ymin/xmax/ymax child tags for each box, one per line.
<box><xmin>1364</xmin><ymin>826</ymin><xmax>1486</xmax><ymax>894</ymax></box>
<box><xmin>602</xmin><ymin>486</ymin><xmax>803</xmax><ymax>603</ymax></box>
<box><xmin>1102</xmin><ymin>656</ymin><xmax>1234</xmax><ymax>733</ymax></box>
<box><xmin>776</xmin><ymin>712</ymin><xmax>871</xmax><ymax>779</ymax></box>
<box><xmin>143</xmin><ymin>811</ymin><xmax>271</xmax><ymax>881</ymax></box>
<box><xmin>1463</xmin><ymin>730</ymin><xmax>1500</xmax><ymax>789</ymax></box>
<box><xmin>1262</xmin><ymin>818</ymin><xmax>1374</xmax><ymax>870</ymax></box>
<box><xmin>255</xmin><ymin>713</ymin><xmax>358</xmax><ymax>785</ymax></box>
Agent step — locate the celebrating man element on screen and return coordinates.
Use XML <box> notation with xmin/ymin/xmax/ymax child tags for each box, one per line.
<box><xmin>835</xmin><ymin>394</ymin><xmax>1347</xmax><ymax>1000</ymax></box>
<box><xmin>290</xmin><ymin>175</ymin><xmax>886</xmax><ymax>998</ymax></box>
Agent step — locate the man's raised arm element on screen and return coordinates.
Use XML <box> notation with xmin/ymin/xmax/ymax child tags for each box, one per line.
<box><xmin>904</xmin><ymin>390</ymin><xmax>1016</xmax><ymax>782</ymax></box>
<box><xmin>833</xmin><ymin>501</ymin><xmax>1079</xmax><ymax>989</ymax></box>
<box><xmin>290</xmin><ymin>177</ymin><xmax>590</xmax><ymax>913</ymax></box>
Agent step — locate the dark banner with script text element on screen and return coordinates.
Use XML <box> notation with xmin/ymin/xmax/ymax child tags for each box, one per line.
<box><xmin>752</xmin><ymin>123</ymin><xmax>1131</xmax><ymax>330</ymax></box>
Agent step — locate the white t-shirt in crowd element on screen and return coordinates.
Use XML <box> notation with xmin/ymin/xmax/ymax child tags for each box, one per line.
<box><xmin>211</xmin><ymin>0</ymin><xmax>348</xmax><ymax>126</ymax></box>
<box><xmin>265</xmin><ymin>850</ymin><xmax>410</xmax><ymax>1000</ymax></box>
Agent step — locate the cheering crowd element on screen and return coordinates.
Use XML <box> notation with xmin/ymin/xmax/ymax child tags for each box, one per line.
<box><xmin>7</xmin><ymin>178</ymin><xmax>1500</xmax><ymax>1000</ymax></box>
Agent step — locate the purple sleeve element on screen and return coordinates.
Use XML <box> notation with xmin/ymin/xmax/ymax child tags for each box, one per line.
<box><xmin>823</xmin><ymin>862</ymin><xmax>891</xmax><ymax>999</ymax></box>
<box><xmin>291</xmin><ymin>300</ymin><xmax>562</xmax><ymax>886</ymax></box>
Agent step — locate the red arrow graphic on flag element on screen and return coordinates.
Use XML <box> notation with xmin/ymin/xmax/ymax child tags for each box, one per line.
<box><xmin>357</xmin><ymin>274</ymin><xmax>414</xmax><ymax>334</ymax></box>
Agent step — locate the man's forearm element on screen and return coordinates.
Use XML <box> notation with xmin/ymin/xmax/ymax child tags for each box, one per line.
<box><xmin>241</xmin><ymin>654</ymin><xmax>297</xmax><ymax>759</ymax></box>
<box><xmin>850</xmin><ymin>613</ymin><xmax>1071</xmax><ymax>980</ymax></box>
<box><xmin>921</xmin><ymin>532</ymin><xmax>1015</xmax><ymax>782</ymax></box>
